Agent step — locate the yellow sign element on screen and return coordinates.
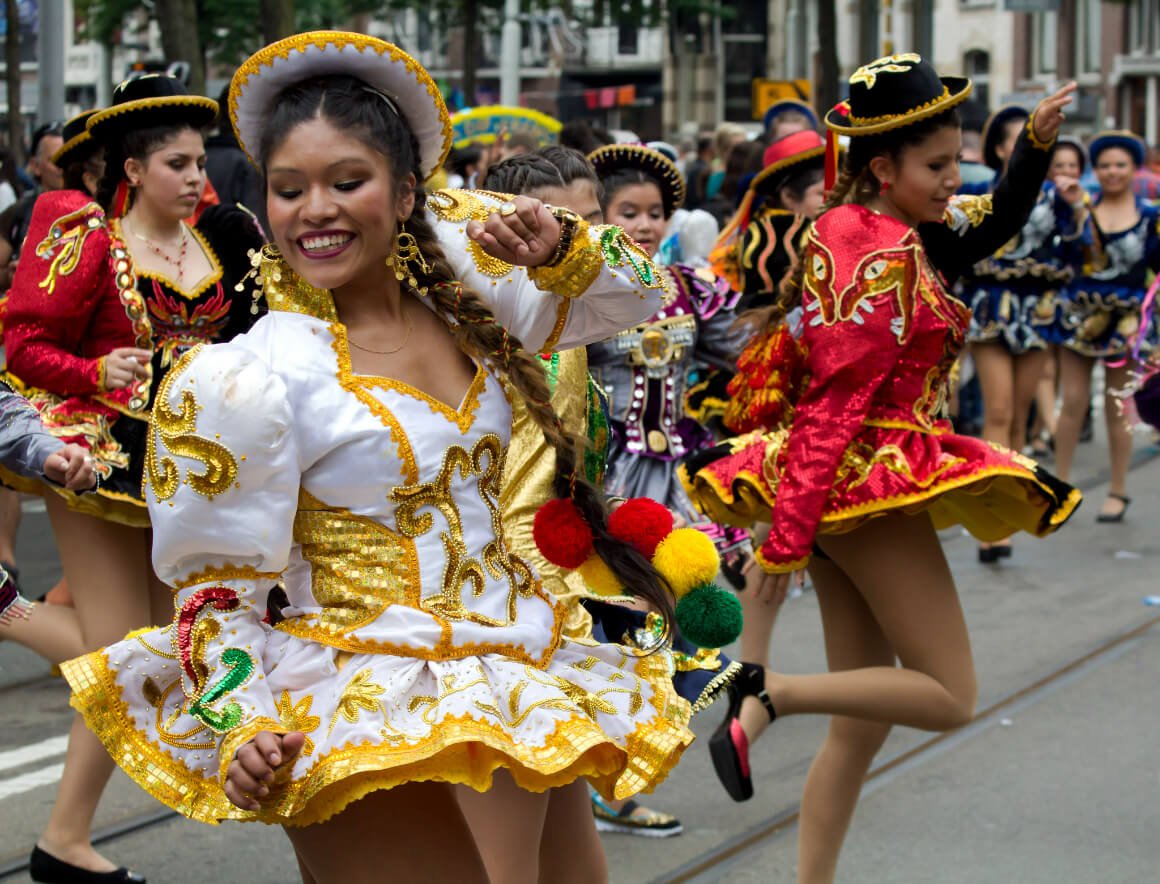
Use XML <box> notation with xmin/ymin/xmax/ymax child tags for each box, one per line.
<box><xmin>752</xmin><ymin>79</ymin><xmax>812</xmax><ymax>121</ymax></box>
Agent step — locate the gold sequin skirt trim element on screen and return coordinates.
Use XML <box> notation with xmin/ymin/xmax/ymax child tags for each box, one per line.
<box><xmin>63</xmin><ymin>646</ymin><xmax>693</xmax><ymax>828</ymax></box>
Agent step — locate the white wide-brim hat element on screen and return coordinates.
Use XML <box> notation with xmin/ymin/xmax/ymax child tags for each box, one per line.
<box><xmin>229</xmin><ymin>30</ymin><xmax>452</xmax><ymax>181</ymax></box>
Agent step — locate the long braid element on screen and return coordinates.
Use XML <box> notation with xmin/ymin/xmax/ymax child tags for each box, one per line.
<box><xmin>405</xmin><ymin>193</ymin><xmax>676</xmax><ymax>627</ymax></box>
<box><xmin>257</xmin><ymin>74</ymin><xmax>677</xmax><ymax>626</ymax></box>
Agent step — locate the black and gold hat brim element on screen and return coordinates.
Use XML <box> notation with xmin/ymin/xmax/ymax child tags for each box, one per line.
<box><xmin>982</xmin><ymin>104</ymin><xmax>1030</xmax><ymax>171</ymax></box>
<box><xmin>51</xmin><ymin>131</ymin><xmax>99</xmax><ymax>167</ymax></box>
<box><xmin>229</xmin><ymin>31</ymin><xmax>453</xmax><ymax>181</ymax></box>
<box><xmin>824</xmin><ymin>75</ymin><xmax>972</xmax><ymax>136</ymax></box>
<box><xmin>588</xmin><ymin>143</ymin><xmax>686</xmax><ymax>217</ymax></box>
<box><xmin>87</xmin><ymin>96</ymin><xmax>219</xmax><ymax>144</ymax></box>
<box><xmin>1088</xmin><ymin>131</ymin><xmax>1146</xmax><ymax>168</ymax></box>
<box><xmin>751</xmin><ymin>145</ymin><xmax>826</xmax><ymax>196</ymax></box>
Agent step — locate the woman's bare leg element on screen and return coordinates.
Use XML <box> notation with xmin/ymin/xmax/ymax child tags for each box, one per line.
<box><xmin>973</xmin><ymin>343</ymin><xmax>1015</xmax><ymax>450</ymax></box>
<box><xmin>1101</xmin><ymin>360</ymin><xmax>1135</xmax><ymax>516</ymax></box>
<box><xmin>765</xmin><ymin>512</ymin><xmax>976</xmax><ymax>731</ymax></box>
<box><xmin>1030</xmin><ymin>345</ymin><xmax>1059</xmax><ymax>442</ymax></box>
<box><xmin>37</xmin><ymin>496</ymin><xmax>154</xmax><ymax>874</ymax></box>
<box><xmin>1053</xmin><ymin>348</ymin><xmax>1094</xmax><ymax>482</ymax></box>
<box><xmin>289</xmin><ymin>783</ymin><xmax>489</xmax><ymax>884</ymax></box>
<box><xmin>456</xmin><ymin>771</ymin><xmax>553</xmax><ymax>884</ymax></box>
<box><xmin>738</xmin><ymin>523</ymin><xmax>782</xmax><ymax>668</ymax></box>
<box><xmin>1011</xmin><ymin>348</ymin><xmax>1050</xmax><ymax>454</ymax></box>
<box><xmin>537</xmin><ymin>780</ymin><xmax>609</xmax><ymax>884</ymax></box>
<box><xmin>0</xmin><ymin>601</ymin><xmax>84</xmax><ymax>664</ymax></box>
<box><xmin>796</xmin><ymin>553</ymin><xmax>894</xmax><ymax>884</ymax></box>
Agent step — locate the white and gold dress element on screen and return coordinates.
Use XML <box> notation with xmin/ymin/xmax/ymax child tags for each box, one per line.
<box><xmin>62</xmin><ymin>190</ymin><xmax>694</xmax><ymax>826</ymax></box>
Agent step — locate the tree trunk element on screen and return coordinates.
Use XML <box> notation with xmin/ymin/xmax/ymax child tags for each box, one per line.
<box><xmin>816</xmin><ymin>0</ymin><xmax>839</xmax><ymax>116</ymax></box>
<box><xmin>155</xmin><ymin>0</ymin><xmax>206</xmax><ymax>94</ymax></box>
<box><xmin>461</xmin><ymin>0</ymin><xmax>479</xmax><ymax>105</ymax></box>
<box><xmin>4</xmin><ymin>0</ymin><xmax>22</xmax><ymax>168</ymax></box>
<box><xmin>260</xmin><ymin>0</ymin><xmax>296</xmax><ymax>44</ymax></box>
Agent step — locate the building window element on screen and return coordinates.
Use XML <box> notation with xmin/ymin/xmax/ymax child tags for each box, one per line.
<box><xmin>1031</xmin><ymin>11</ymin><xmax>1057</xmax><ymax>75</ymax></box>
<box><xmin>913</xmin><ymin>0</ymin><xmax>934</xmax><ymax>58</ymax></box>
<box><xmin>859</xmin><ymin>0</ymin><xmax>880</xmax><ymax>61</ymax></box>
<box><xmin>964</xmin><ymin>49</ymin><xmax>990</xmax><ymax>109</ymax></box>
<box><xmin>1078</xmin><ymin>0</ymin><xmax>1100</xmax><ymax>74</ymax></box>
<box><xmin>1129</xmin><ymin>0</ymin><xmax>1160</xmax><ymax>54</ymax></box>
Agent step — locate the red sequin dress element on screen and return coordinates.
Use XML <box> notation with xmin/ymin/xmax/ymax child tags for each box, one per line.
<box><xmin>1</xmin><ymin>190</ymin><xmax>262</xmax><ymax>524</ymax></box>
<box><xmin>681</xmin><ymin>199</ymin><xmax>1082</xmax><ymax>572</ymax></box>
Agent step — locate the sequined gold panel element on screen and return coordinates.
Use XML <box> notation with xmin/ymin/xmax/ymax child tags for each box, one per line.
<box><xmin>294</xmin><ymin>490</ymin><xmax>421</xmax><ymax>634</ymax></box>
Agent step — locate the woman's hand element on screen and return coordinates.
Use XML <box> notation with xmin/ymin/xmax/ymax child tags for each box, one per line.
<box><xmin>1031</xmin><ymin>82</ymin><xmax>1078</xmax><ymax>144</ymax></box>
<box><xmin>466</xmin><ymin>196</ymin><xmax>562</xmax><ymax>267</ymax></box>
<box><xmin>1053</xmin><ymin>175</ymin><xmax>1085</xmax><ymax>208</ymax></box>
<box><xmin>224</xmin><ymin>730</ymin><xmax>306</xmax><ymax>812</ymax></box>
<box><xmin>741</xmin><ymin>555</ymin><xmax>801</xmax><ymax>606</ymax></box>
<box><xmin>102</xmin><ymin>347</ymin><xmax>152</xmax><ymax>390</ymax></box>
<box><xmin>43</xmin><ymin>444</ymin><xmax>96</xmax><ymax>491</ymax></box>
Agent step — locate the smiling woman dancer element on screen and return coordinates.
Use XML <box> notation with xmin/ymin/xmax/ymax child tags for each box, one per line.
<box><xmin>3</xmin><ymin>74</ymin><xmax>262</xmax><ymax>884</ymax></box>
<box><xmin>62</xmin><ymin>32</ymin><xmax>693</xmax><ymax>883</ymax></box>
<box><xmin>682</xmin><ymin>56</ymin><xmax>1080</xmax><ymax>882</ymax></box>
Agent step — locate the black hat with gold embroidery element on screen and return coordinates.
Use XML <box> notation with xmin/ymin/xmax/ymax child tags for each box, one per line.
<box><xmin>87</xmin><ymin>74</ymin><xmax>218</xmax><ymax>144</ymax></box>
<box><xmin>824</xmin><ymin>53</ymin><xmax>971</xmax><ymax>137</ymax></box>
<box><xmin>587</xmin><ymin>143</ymin><xmax>686</xmax><ymax>220</ymax></box>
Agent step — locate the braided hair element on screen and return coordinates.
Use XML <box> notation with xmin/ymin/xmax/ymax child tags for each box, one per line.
<box><xmin>260</xmin><ymin>76</ymin><xmax>675</xmax><ymax>625</ymax></box>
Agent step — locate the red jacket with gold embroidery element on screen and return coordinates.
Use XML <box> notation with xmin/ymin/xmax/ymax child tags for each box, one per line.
<box><xmin>757</xmin><ymin>124</ymin><xmax>1056</xmax><ymax>570</ymax></box>
<box><xmin>5</xmin><ymin>190</ymin><xmax>144</xmax><ymax>411</ymax></box>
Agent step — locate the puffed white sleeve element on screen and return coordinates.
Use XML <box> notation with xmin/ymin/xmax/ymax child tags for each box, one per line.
<box><xmin>425</xmin><ymin>188</ymin><xmax>669</xmax><ymax>352</ymax></box>
<box><xmin>145</xmin><ymin>342</ymin><xmax>300</xmax><ymax>776</ymax></box>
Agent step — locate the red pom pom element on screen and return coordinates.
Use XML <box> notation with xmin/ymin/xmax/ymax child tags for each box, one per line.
<box><xmin>607</xmin><ymin>498</ymin><xmax>674</xmax><ymax>559</ymax></box>
<box><xmin>533</xmin><ymin>498</ymin><xmax>594</xmax><ymax>569</ymax></box>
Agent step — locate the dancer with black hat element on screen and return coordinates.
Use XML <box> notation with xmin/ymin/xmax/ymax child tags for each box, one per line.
<box><xmin>2</xmin><ymin>74</ymin><xmax>263</xmax><ymax>883</ymax></box>
<box><xmin>1052</xmin><ymin>129</ymin><xmax>1160</xmax><ymax>522</ymax></box>
<box><xmin>681</xmin><ymin>55</ymin><xmax>1080</xmax><ymax>881</ymax></box>
<box><xmin>958</xmin><ymin>104</ymin><xmax>1089</xmax><ymax>561</ymax></box>
<box><xmin>61</xmin><ymin>32</ymin><xmax>696</xmax><ymax>882</ymax></box>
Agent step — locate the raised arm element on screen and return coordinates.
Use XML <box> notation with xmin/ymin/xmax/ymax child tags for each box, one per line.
<box><xmin>145</xmin><ymin>343</ymin><xmax>300</xmax><ymax>784</ymax></box>
<box><xmin>922</xmin><ymin>83</ymin><xmax>1077</xmax><ymax>285</ymax></box>
<box><xmin>427</xmin><ymin>189</ymin><xmax>669</xmax><ymax>352</ymax></box>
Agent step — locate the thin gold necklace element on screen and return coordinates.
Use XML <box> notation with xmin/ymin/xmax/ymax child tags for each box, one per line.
<box><xmin>347</xmin><ymin>305</ymin><xmax>413</xmax><ymax>356</ymax></box>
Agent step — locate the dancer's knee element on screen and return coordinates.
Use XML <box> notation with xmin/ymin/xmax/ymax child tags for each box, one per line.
<box><xmin>827</xmin><ymin>717</ymin><xmax>891</xmax><ymax>764</ymax></box>
<box><xmin>932</xmin><ymin>681</ymin><xmax>977</xmax><ymax>731</ymax></box>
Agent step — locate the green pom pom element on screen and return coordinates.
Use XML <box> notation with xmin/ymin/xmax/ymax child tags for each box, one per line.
<box><xmin>675</xmin><ymin>583</ymin><xmax>743</xmax><ymax>649</ymax></box>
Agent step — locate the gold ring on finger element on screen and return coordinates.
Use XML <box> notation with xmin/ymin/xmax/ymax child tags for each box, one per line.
<box><xmin>499</xmin><ymin>202</ymin><xmax>518</xmax><ymax>217</ymax></box>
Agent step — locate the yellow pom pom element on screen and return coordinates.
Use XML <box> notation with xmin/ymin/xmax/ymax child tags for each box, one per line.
<box><xmin>652</xmin><ymin>528</ymin><xmax>720</xmax><ymax>598</ymax></box>
<box><xmin>577</xmin><ymin>554</ymin><xmax>625</xmax><ymax>597</ymax></box>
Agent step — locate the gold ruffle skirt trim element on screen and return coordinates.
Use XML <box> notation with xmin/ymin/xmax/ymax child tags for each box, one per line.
<box><xmin>62</xmin><ymin>647</ymin><xmax>693</xmax><ymax>828</ymax></box>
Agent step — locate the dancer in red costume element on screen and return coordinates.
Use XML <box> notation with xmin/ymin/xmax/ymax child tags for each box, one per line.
<box><xmin>681</xmin><ymin>56</ymin><xmax>1080</xmax><ymax>882</ymax></box>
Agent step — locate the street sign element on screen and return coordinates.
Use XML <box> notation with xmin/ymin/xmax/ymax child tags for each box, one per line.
<box><xmin>752</xmin><ymin>79</ymin><xmax>812</xmax><ymax>121</ymax></box>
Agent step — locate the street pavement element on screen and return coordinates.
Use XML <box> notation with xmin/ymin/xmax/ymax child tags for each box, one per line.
<box><xmin>0</xmin><ymin>424</ymin><xmax>1157</xmax><ymax>883</ymax></box>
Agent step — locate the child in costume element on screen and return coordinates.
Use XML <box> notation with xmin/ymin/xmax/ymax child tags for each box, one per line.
<box><xmin>585</xmin><ymin>144</ymin><xmax>748</xmax><ymax>559</ymax></box>
<box><xmin>958</xmin><ymin>105</ymin><xmax>1088</xmax><ymax>561</ymax></box>
<box><xmin>63</xmin><ymin>32</ymin><xmax>694</xmax><ymax>882</ymax></box>
<box><xmin>3</xmin><ymin>76</ymin><xmax>262</xmax><ymax>884</ymax></box>
<box><xmin>1052</xmin><ymin>130</ymin><xmax>1160</xmax><ymax>523</ymax></box>
<box><xmin>681</xmin><ymin>55</ymin><xmax>1080</xmax><ymax>880</ymax></box>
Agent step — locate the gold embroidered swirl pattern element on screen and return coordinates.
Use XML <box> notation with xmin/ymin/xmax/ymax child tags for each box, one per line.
<box><xmin>145</xmin><ymin>347</ymin><xmax>239</xmax><ymax>502</ymax></box>
<box><xmin>391</xmin><ymin>434</ymin><xmax>535</xmax><ymax>627</ymax></box>
<box><xmin>34</xmin><ymin>204</ymin><xmax>104</xmax><ymax>295</ymax></box>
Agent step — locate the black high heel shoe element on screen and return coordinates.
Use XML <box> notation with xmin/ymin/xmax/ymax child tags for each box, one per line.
<box><xmin>709</xmin><ymin>661</ymin><xmax>777</xmax><ymax>802</ymax></box>
<box><xmin>28</xmin><ymin>846</ymin><xmax>145</xmax><ymax>884</ymax></box>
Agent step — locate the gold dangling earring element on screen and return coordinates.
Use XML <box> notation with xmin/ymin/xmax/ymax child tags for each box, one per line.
<box><xmin>386</xmin><ymin>223</ymin><xmax>432</xmax><ymax>298</ymax></box>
